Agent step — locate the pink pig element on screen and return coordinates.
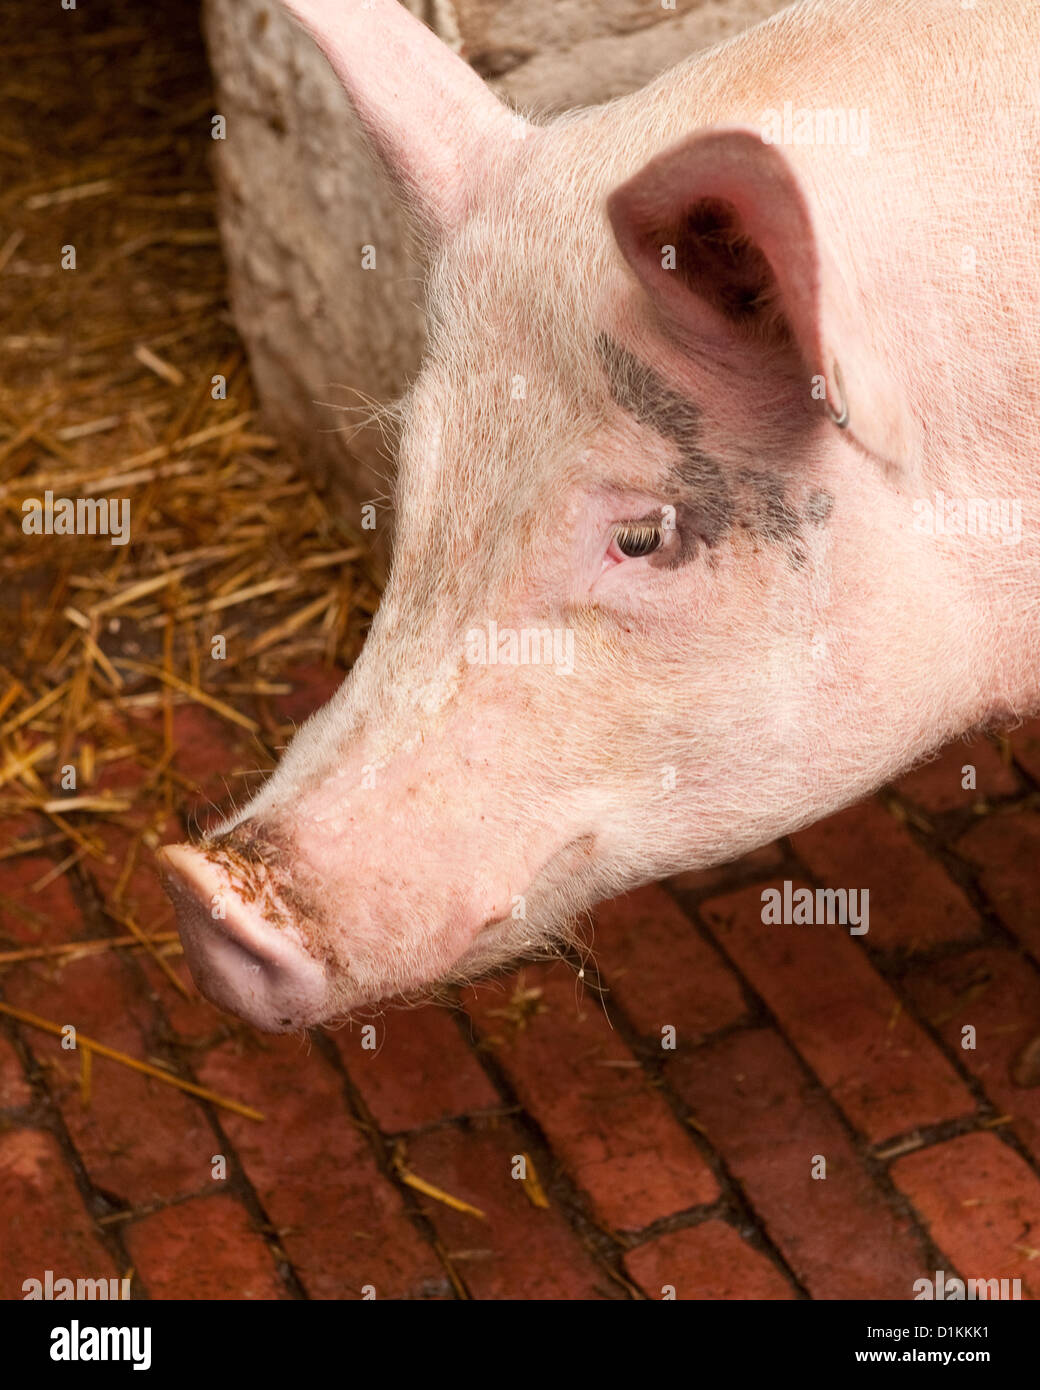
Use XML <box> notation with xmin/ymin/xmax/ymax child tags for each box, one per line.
<box><xmin>161</xmin><ymin>0</ymin><xmax>1040</xmax><ymax>1031</ymax></box>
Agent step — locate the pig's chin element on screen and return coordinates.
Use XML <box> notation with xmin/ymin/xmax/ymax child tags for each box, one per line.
<box><xmin>411</xmin><ymin>833</ymin><xmax>607</xmax><ymax>1001</ymax></box>
<box><xmin>318</xmin><ymin>833</ymin><xmax>607</xmax><ymax>1025</ymax></box>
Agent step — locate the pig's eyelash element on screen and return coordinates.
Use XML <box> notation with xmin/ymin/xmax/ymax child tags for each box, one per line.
<box><xmin>612</xmin><ymin>520</ymin><xmax>664</xmax><ymax>558</ymax></box>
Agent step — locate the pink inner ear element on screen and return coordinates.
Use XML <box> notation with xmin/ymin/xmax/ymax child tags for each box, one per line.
<box><xmin>607</xmin><ymin>127</ymin><xmax>916</xmax><ymax>468</ymax></box>
<box><xmin>607</xmin><ymin>127</ymin><xmax>828</xmax><ymax>374</ymax></box>
<box><xmin>671</xmin><ymin>197</ymin><xmax>788</xmax><ymax>332</ymax></box>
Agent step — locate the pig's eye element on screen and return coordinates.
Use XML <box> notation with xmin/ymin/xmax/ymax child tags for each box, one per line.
<box><xmin>612</xmin><ymin>522</ymin><xmax>663</xmax><ymax>558</ymax></box>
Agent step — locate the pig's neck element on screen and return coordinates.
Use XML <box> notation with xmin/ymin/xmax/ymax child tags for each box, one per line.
<box><xmin>969</xmin><ymin>531</ymin><xmax>1040</xmax><ymax>723</ymax></box>
<box><xmin>808</xmin><ymin>457</ymin><xmax>1033</xmax><ymax>811</ymax></box>
<box><xmin>838</xmin><ymin>434</ymin><xmax>1040</xmax><ymax>742</ymax></box>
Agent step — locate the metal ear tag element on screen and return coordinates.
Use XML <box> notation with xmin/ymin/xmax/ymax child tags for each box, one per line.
<box><xmin>823</xmin><ymin>360</ymin><xmax>849</xmax><ymax>429</ymax></box>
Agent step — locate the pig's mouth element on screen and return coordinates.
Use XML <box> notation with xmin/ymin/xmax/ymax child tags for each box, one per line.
<box><xmin>439</xmin><ymin>832</ymin><xmax>600</xmax><ymax>985</ymax></box>
<box><xmin>160</xmin><ymin>826</ymin><xmax>601</xmax><ymax>1033</ymax></box>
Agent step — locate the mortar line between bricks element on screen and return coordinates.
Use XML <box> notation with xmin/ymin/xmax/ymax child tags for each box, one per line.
<box><xmin>780</xmin><ymin>826</ymin><xmax>1040</xmax><ymax>1188</ymax></box>
<box><xmin>0</xmin><ymin>982</ymin><xmax>150</xmax><ymax>1299</ymax></box>
<box><xmin>555</xmin><ymin>948</ymin><xmax>812</xmax><ymax>1297</ymax></box>
<box><xmin>64</xmin><ymin>846</ymin><xmax>309</xmax><ymax>1300</ymax></box>
<box><xmin>686</xmin><ymin>822</ymin><xmax>1040</xmax><ymax>979</ymax></box>
<box><xmin>706</xmin><ymin>798</ymin><xmax>1040</xmax><ymax>976</ymax></box>
<box><xmin>341</xmin><ymin>1092</ymin><xmax>743</xmax><ymax>1281</ymax></box>
<box><xmin>876</xmin><ymin>783</ymin><xmax>1040</xmax><ymax>961</ymax></box>
<box><xmin>782</xmin><ymin>815</ymin><xmax>1027</xmax><ymax>980</ymax></box>
<box><xmin>850</xmin><ymin>970</ymin><xmax>1040</xmax><ymax>1190</ymax></box>
<box><xmin>658</xmin><ymin>881</ymin><xmax>964</xmax><ymax>1288</ymax></box>
<box><xmin>441</xmin><ymin>983</ymin><xmax>782</xmax><ymax>1299</ymax></box>
<box><xmin>441</xmin><ymin>997</ymin><xmax>653</xmax><ymax>1299</ymax></box>
<box><xmin>308</xmin><ymin>1027</ymin><xmax>472</xmax><ymax>1301</ymax></box>
<box><xmin>779</xmin><ymin>820</ymin><xmax>1035</xmax><ymax>1050</ymax></box>
<box><xmin>1010</xmin><ymin>743</ymin><xmax>1040</xmax><ymax>794</ymax></box>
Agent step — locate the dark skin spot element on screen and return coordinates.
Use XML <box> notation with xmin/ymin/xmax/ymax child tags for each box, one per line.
<box><xmin>736</xmin><ymin>468</ymin><xmax>801</xmax><ymax>542</ymax></box>
<box><xmin>595</xmin><ymin>334</ymin><xmax>834</xmax><ymax>568</ymax></box>
<box><xmin>805</xmin><ymin>489</ymin><xmax>835</xmax><ymax>525</ymax></box>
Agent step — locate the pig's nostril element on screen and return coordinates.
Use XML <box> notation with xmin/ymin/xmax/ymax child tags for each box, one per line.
<box><xmin>159</xmin><ymin>843</ymin><xmax>329</xmax><ymax>1033</ymax></box>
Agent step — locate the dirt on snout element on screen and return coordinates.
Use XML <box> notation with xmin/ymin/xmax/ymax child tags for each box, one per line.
<box><xmin>199</xmin><ymin>819</ymin><xmax>339</xmax><ymax>968</ymax></box>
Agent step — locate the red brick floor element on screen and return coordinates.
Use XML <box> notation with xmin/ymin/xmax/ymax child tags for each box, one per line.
<box><xmin>2</xmin><ymin>690</ymin><xmax>1039</xmax><ymax>1300</ymax></box>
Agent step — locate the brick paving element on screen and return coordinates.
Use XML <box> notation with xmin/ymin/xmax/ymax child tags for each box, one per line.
<box><xmin>2</xmin><ymin>689</ymin><xmax>1039</xmax><ymax>1300</ymax></box>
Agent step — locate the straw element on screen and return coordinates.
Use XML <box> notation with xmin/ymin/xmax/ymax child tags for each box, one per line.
<box><xmin>0</xmin><ymin>1001</ymin><xmax>265</xmax><ymax>1122</ymax></box>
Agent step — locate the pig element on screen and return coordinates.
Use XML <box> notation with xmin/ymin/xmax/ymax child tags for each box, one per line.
<box><xmin>161</xmin><ymin>0</ymin><xmax>1040</xmax><ymax>1032</ymax></box>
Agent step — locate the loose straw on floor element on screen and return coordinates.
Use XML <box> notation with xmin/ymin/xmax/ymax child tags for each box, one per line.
<box><xmin>0</xmin><ymin>1000</ymin><xmax>263</xmax><ymax>1121</ymax></box>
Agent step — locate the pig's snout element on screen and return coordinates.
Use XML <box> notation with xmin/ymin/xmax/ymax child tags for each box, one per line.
<box><xmin>159</xmin><ymin>844</ymin><xmax>328</xmax><ymax>1033</ymax></box>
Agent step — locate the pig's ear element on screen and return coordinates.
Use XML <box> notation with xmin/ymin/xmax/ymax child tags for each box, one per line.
<box><xmin>606</xmin><ymin>127</ymin><xmax>911</xmax><ymax>466</ymax></box>
<box><xmin>283</xmin><ymin>0</ymin><xmax>524</xmax><ymax>236</ymax></box>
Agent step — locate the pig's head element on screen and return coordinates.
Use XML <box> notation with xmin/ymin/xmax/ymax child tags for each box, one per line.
<box><xmin>162</xmin><ymin>0</ymin><xmax>994</xmax><ymax>1031</ymax></box>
